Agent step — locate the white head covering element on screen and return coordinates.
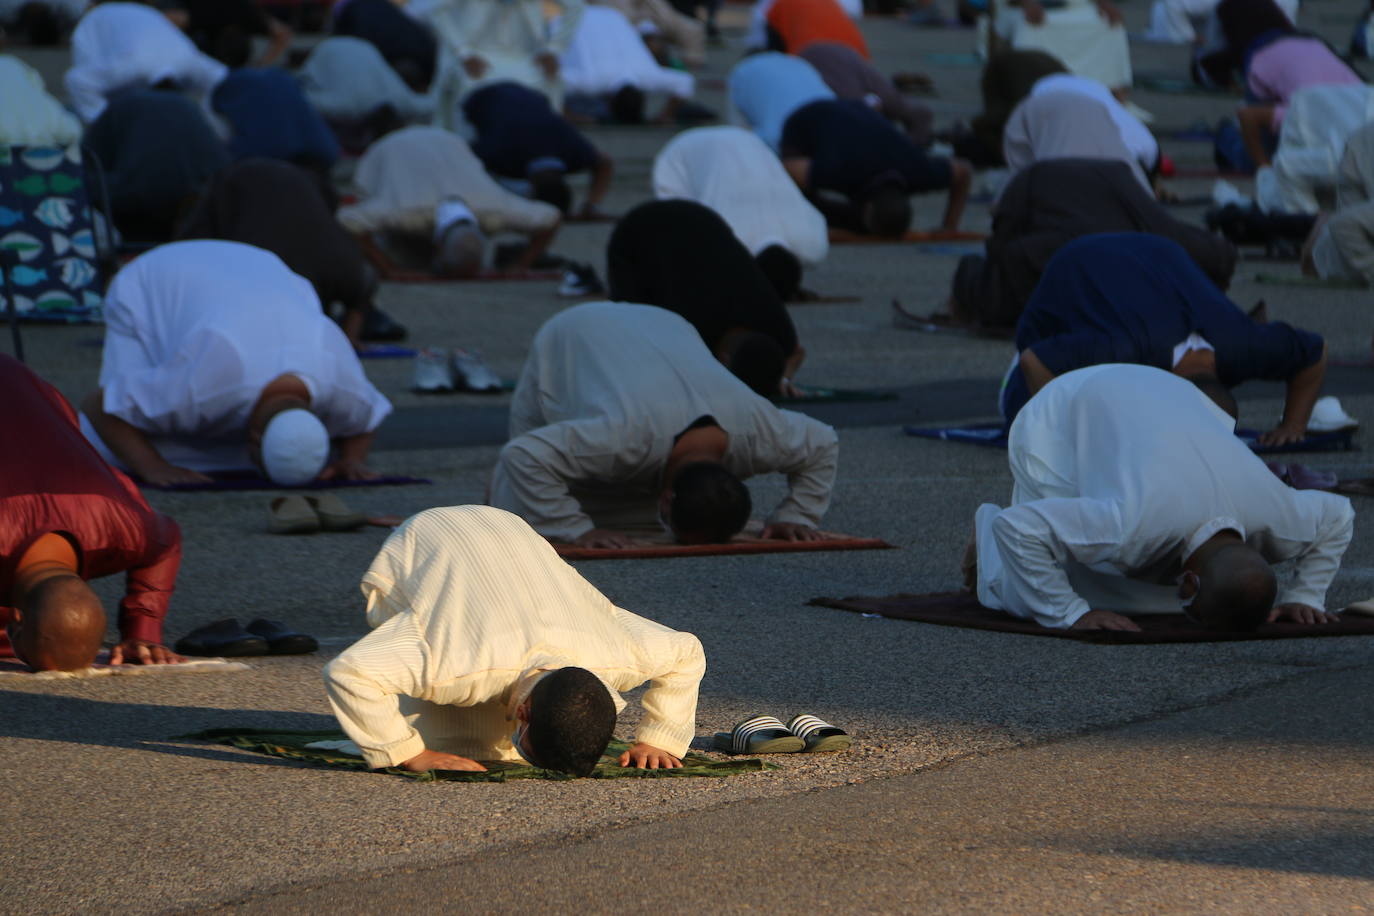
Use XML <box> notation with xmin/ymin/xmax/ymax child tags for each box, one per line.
<box><xmin>261</xmin><ymin>408</ymin><xmax>329</xmax><ymax>485</ymax></box>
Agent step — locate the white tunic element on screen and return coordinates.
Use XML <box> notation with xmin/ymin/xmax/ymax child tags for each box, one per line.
<box><xmin>337</xmin><ymin>126</ymin><xmax>559</xmax><ymax>236</ymax></box>
<box><xmin>0</xmin><ymin>54</ymin><xmax>80</xmax><ymax>148</ymax></box>
<box><xmin>63</xmin><ymin>2</ymin><xmax>227</xmax><ymax>123</ymax></box>
<box><xmin>325</xmin><ymin>505</ymin><xmax>707</xmax><ymax>768</ymax></box>
<box><xmin>979</xmin><ymin>0</ymin><xmax>1132</xmax><ymax>92</ymax></box>
<box><xmin>653</xmin><ymin>126</ymin><xmax>829</xmax><ymax>264</ymax></box>
<box><xmin>491</xmin><ymin>302</ymin><xmax>840</xmax><ymax>542</ymax></box>
<box><xmin>87</xmin><ymin>241</ymin><xmax>391</xmax><ymax>470</ymax></box>
<box><xmin>297</xmin><ymin>37</ymin><xmax>433</xmax><ymax>122</ymax></box>
<box><xmin>1030</xmin><ymin>73</ymin><xmax>1159</xmax><ymax>170</ymax></box>
<box><xmin>1257</xmin><ymin>84</ymin><xmax>1374</xmax><ymax>216</ymax></box>
<box><xmin>975</xmin><ymin>365</ymin><xmax>1354</xmax><ymax>628</ymax></box>
<box><xmin>560</xmin><ymin>5</ymin><xmax>694</xmax><ymax>99</ymax></box>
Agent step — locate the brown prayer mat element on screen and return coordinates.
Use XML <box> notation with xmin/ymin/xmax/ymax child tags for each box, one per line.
<box><xmin>556</xmin><ymin>534</ymin><xmax>894</xmax><ymax>561</ymax></box>
<box><xmin>808</xmin><ymin>591</ymin><xmax>1374</xmax><ymax>644</ymax></box>
<box><xmin>1333</xmin><ymin>478</ymin><xmax>1374</xmax><ymax>497</ymax></box>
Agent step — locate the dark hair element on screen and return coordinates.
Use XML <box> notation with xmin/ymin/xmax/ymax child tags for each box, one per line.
<box><xmin>16</xmin><ymin>2</ymin><xmax>62</xmax><ymax>45</ymax></box>
<box><xmin>754</xmin><ymin>244</ymin><xmax>802</xmax><ymax>302</ymax></box>
<box><xmin>209</xmin><ymin>26</ymin><xmax>254</xmax><ymax>68</ymax></box>
<box><xmin>609</xmin><ymin>85</ymin><xmax>646</xmax><ymax>124</ymax></box>
<box><xmin>669</xmin><ymin>461</ymin><xmax>752</xmax><ymax>544</ymax></box>
<box><xmin>526</xmin><ymin>667</ymin><xmax>617</xmax><ymax>776</ymax></box>
<box><xmin>1193</xmin><ymin>543</ymin><xmax>1277</xmax><ymax>631</ymax></box>
<box><xmin>1184</xmin><ymin>373</ymin><xmax>1239</xmax><ymax>420</ymax></box>
<box><xmin>530</xmin><ymin>169</ymin><xmax>573</xmax><ymax>214</ymax></box>
<box><xmin>725</xmin><ymin>331</ymin><xmax>786</xmax><ymax>398</ymax></box>
<box><xmin>1216</xmin><ymin>0</ymin><xmax>1294</xmax><ymax>54</ymax></box>
<box><xmin>861</xmin><ymin>185</ymin><xmax>912</xmax><ymax>238</ymax></box>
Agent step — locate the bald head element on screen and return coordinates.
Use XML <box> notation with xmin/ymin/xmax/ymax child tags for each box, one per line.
<box><xmin>1193</xmin><ymin>543</ymin><xmax>1277</xmax><ymax>631</ymax></box>
<box><xmin>12</xmin><ymin>576</ymin><xmax>106</xmax><ymax>671</ymax></box>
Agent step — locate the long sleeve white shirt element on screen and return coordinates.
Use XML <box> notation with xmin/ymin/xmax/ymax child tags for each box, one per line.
<box><xmin>426</xmin><ymin>0</ymin><xmax>583</xmax><ymax>63</ymax></box>
<box><xmin>491</xmin><ymin>302</ymin><xmax>839</xmax><ymax>542</ymax></box>
<box><xmin>97</xmin><ymin>241</ymin><xmax>391</xmax><ymax>443</ymax></box>
<box><xmin>337</xmin><ymin>126</ymin><xmax>559</xmax><ymax>236</ymax></box>
<box><xmin>324</xmin><ymin>505</ymin><xmax>707</xmax><ymax>768</ymax></box>
<box><xmin>653</xmin><ymin>126</ymin><xmax>829</xmax><ymax>264</ymax></box>
<box><xmin>559</xmin><ymin>6</ymin><xmax>694</xmax><ymax>99</ymax></box>
<box><xmin>63</xmin><ymin>2</ymin><xmax>227</xmax><ymax>123</ymax></box>
<box><xmin>976</xmin><ymin>364</ymin><xmax>1354</xmax><ymax>628</ymax></box>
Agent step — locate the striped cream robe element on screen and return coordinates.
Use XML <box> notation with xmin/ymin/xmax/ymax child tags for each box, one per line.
<box><xmin>324</xmin><ymin>505</ymin><xmax>706</xmax><ymax>768</ymax></box>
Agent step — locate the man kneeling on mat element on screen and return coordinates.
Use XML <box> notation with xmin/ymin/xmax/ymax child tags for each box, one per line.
<box><xmin>2</xmin><ymin>355</ymin><xmax>182</xmax><ymax>670</ymax></box>
<box><xmin>968</xmin><ymin>364</ymin><xmax>1353</xmax><ymax>633</ymax></box>
<box><xmin>324</xmin><ymin>506</ymin><xmax>705</xmax><ymax>774</ymax></box>
<box><xmin>490</xmin><ymin>302</ymin><xmax>839</xmax><ymax>549</ymax></box>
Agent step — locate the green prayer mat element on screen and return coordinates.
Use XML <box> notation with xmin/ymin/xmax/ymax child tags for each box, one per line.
<box><xmin>179</xmin><ymin>728</ymin><xmax>776</xmax><ymax>782</ymax></box>
<box><xmin>1255</xmin><ymin>273</ymin><xmax>1367</xmax><ymax>290</ymax></box>
<box><xmin>1134</xmin><ymin>75</ymin><xmax>1237</xmax><ymax>96</ymax></box>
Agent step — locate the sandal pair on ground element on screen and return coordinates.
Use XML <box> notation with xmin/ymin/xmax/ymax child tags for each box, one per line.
<box><xmin>713</xmin><ymin>714</ymin><xmax>852</xmax><ymax>755</ymax></box>
<box><xmin>174</xmin><ymin>618</ymin><xmax>318</xmax><ymax>657</ymax></box>
<box><xmin>269</xmin><ymin>494</ymin><xmax>366</xmax><ymax>534</ymax></box>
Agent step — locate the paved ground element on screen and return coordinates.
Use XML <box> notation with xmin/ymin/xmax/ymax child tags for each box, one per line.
<box><xmin>3</xmin><ymin>1</ymin><xmax>1374</xmax><ymax>912</ymax></box>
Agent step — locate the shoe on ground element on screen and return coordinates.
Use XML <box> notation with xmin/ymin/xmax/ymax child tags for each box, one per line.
<box><xmin>174</xmin><ymin>618</ymin><xmax>270</xmax><ymax>657</ymax></box>
<box><xmin>1307</xmin><ymin>396</ymin><xmax>1359</xmax><ymax>433</ymax></box>
<box><xmin>304</xmin><ymin>493</ymin><xmax>367</xmax><ymax>531</ymax></box>
<box><xmin>244</xmin><ymin>618</ymin><xmax>319</xmax><ymax>655</ymax></box>
<box><xmin>361</xmin><ymin>307</ymin><xmax>408</xmax><ymax>342</ymax></box>
<box><xmin>451</xmin><ymin>348</ymin><xmax>503</xmax><ymax>392</ymax></box>
<box><xmin>558</xmin><ymin>262</ymin><xmax>605</xmax><ymax>297</ymax></box>
<box><xmin>269</xmin><ymin>495</ymin><xmax>319</xmax><ymax>535</ymax></box>
<box><xmin>412</xmin><ymin>347</ymin><xmax>455</xmax><ymax>392</ymax></box>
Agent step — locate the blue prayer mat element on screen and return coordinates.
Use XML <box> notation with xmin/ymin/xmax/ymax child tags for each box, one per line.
<box><xmin>904</xmin><ymin>423</ymin><xmax>1357</xmax><ymax>455</ymax></box>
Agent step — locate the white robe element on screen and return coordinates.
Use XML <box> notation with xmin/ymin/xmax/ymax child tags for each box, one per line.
<box><xmin>83</xmin><ymin>241</ymin><xmax>391</xmax><ymax>471</ymax></box>
<box><xmin>653</xmin><ymin>126</ymin><xmax>828</xmax><ymax>264</ymax></box>
<box><xmin>1030</xmin><ymin>73</ymin><xmax>1158</xmax><ymax>170</ymax></box>
<box><xmin>560</xmin><ymin>5</ymin><xmax>693</xmax><ymax>99</ymax></box>
<box><xmin>63</xmin><ymin>2</ymin><xmax>227</xmax><ymax>123</ymax></box>
<box><xmin>337</xmin><ymin>126</ymin><xmax>559</xmax><ymax>236</ymax></box>
<box><xmin>975</xmin><ymin>365</ymin><xmax>1353</xmax><ymax>628</ymax></box>
<box><xmin>0</xmin><ymin>55</ymin><xmax>80</xmax><ymax>148</ymax></box>
<box><xmin>492</xmin><ymin>302</ymin><xmax>839</xmax><ymax>542</ymax></box>
<box><xmin>978</xmin><ymin>0</ymin><xmax>1131</xmax><ymax>92</ymax></box>
<box><xmin>325</xmin><ymin>505</ymin><xmax>707</xmax><ymax>768</ymax></box>
<box><xmin>297</xmin><ymin>36</ymin><xmax>433</xmax><ymax>122</ymax></box>
<box><xmin>1257</xmin><ymin>84</ymin><xmax>1374</xmax><ymax>216</ymax></box>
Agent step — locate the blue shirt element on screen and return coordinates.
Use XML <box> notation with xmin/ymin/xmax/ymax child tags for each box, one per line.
<box><xmin>1003</xmin><ymin>233</ymin><xmax>1324</xmax><ymax>424</ymax></box>
<box><xmin>728</xmin><ymin>52</ymin><xmax>834</xmax><ymax>152</ymax></box>
<box><xmin>212</xmin><ymin>68</ymin><xmax>340</xmax><ymax>169</ymax></box>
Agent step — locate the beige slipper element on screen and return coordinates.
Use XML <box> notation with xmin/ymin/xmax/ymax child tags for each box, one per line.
<box><xmin>305</xmin><ymin>493</ymin><xmax>367</xmax><ymax>532</ymax></box>
<box><xmin>1342</xmin><ymin>599</ymin><xmax>1374</xmax><ymax>617</ymax></box>
<box><xmin>269</xmin><ymin>495</ymin><xmax>319</xmax><ymax>535</ymax></box>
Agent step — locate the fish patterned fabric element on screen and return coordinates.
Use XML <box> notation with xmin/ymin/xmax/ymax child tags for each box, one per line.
<box><xmin>0</xmin><ymin>145</ymin><xmax>104</xmax><ymax>323</ymax></box>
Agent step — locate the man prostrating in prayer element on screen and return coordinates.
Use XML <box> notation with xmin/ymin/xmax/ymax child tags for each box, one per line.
<box><xmin>2</xmin><ymin>355</ymin><xmax>182</xmax><ymax>671</ymax></box>
<box><xmin>969</xmin><ymin>364</ymin><xmax>1353</xmax><ymax>632</ymax></box>
<box><xmin>324</xmin><ymin>506</ymin><xmax>705</xmax><ymax>774</ymax></box>
<box><xmin>489</xmin><ymin>302</ymin><xmax>839</xmax><ymax>549</ymax></box>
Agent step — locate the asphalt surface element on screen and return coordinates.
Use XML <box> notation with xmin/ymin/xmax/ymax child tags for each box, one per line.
<box><xmin>3</xmin><ymin>2</ymin><xmax>1374</xmax><ymax>913</ymax></box>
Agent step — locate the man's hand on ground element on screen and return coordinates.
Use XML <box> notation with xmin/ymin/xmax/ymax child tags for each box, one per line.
<box><xmin>319</xmin><ymin>459</ymin><xmax>379</xmax><ymax>481</ymax></box>
<box><xmin>760</xmin><ymin>522</ymin><xmax>827</xmax><ymax>541</ymax></box>
<box><xmin>572</xmin><ymin>529</ymin><xmax>638</xmax><ymax>549</ymax></box>
<box><xmin>1071</xmin><ymin>610</ymin><xmax>1142</xmax><ymax>632</ymax></box>
<box><xmin>1258</xmin><ymin>424</ymin><xmax>1307</xmax><ymax>447</ymax></box>
<box><xmin>401</xmin><ymin>749</ymin><xmax>487</xmax><ymax>772</ymax></box>
<box><xmin>618</xmin><ymin>743</ymin><xmax>682</xmax><ymax>769</ymax></box>
<box><xmin>1269</xmin><ymin>603</ymin><xmax>1339</xmax><ymax>625</ymax></box>
<box><xmin>109</xmin><ymin>640</ymin><xmax>182</xmax><ymax>665</ymax></box>
<box><xmin>534</xmin><ymin>50</ymin><xmax>559</xmax><ymax>80</ymax></box>
<box><xmin>138</xmin><ymin>463</ymin><xmax>212</xmax><ymax>487</ymax></box>
<box><xmin>462</xmin><ymin>54</ymin><xmax>489</xmax><ymax>78</ymax></box>
<box><xmin>778</xmin><ymin>377</ymin><xmax>804</xmax><ymax>399</ymax></box>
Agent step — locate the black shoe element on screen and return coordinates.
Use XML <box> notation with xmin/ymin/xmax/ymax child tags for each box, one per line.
<box><xmin>245</xmin><ymin>618</ymin><xmax>319</xmax><ymax>655</ymax></box>
<box><xmin>361</xmin><ymin>307</ymin><xmax>408</xmax><ymax>343</ymax></box>
<box><xmin>174</xmin><ymin>619</ymin><xmax>270</xmax><ymax>657</ymax></box>
<box><xmin>557</xmin><ymin>262</ymin><xmax>605</xmax><ymax>297</ymax></box>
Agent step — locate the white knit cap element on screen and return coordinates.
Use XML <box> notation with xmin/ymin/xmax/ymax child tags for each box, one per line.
<box><xmin>261</xmin><ymin>409</ymin><xmax>329</xmax><ymax>486</ymax></box>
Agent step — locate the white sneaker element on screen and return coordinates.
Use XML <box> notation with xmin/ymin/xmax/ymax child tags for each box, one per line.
<box><xmin>412</xmin><ymin>347</ymin><xmax>455</xmax><ymax>392</ymax></box>
<box><xmin>451</xmin><ymin>348</ymin><xmax>502</xmax><ymax>393</ymax></box>
<box><xmin>1307</xmin><ymin>396</ymin><xmax>1359</xmax><ymax>433</ymax></box>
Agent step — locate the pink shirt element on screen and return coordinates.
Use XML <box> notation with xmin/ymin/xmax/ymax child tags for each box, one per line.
<box><xmin>1247</xmin><ymin>37</ymin><xmax>1362</xmax><ymax>128</ymax></box>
